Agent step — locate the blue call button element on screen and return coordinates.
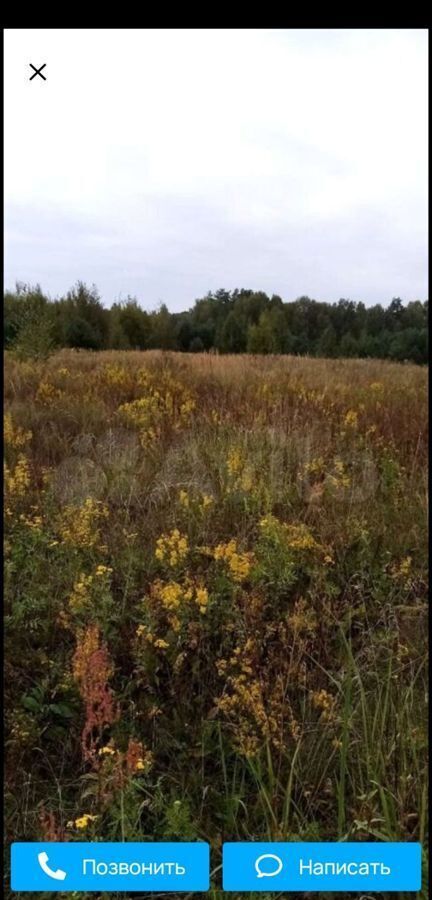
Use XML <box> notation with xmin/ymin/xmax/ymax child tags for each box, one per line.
<box><xmin>223</xmin><ymin>841</ymin><xmax>422</xmax><ymax>891</ymax></box>
<box><xmin>11</xmin><ymin>841</ymin><xmax>209</xmax><ymax>892</ymax></box>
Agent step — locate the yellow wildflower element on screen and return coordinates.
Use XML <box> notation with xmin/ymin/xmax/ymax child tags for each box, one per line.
<box><xmin>391</xmin><ymin>556</ymin><xmax>412</xmax><ymax>580</ymax></box>
<box><xmin>59</xmin><ymin>498</ymin><xmax>109</xmax><ymax>549</ymax></box>
<box><xmin>4</xmin><ymin>413</ymin><xmax>32</xmax><ymax>449</ymax></box>
<box><xmin>195</xmin><ymin>586</ymin><xmax>209</xmax><ymax>613</ymax></box>
<box><xmin>95</xmin><ymin>564</ymin><xmax>112</xmax><ymax>577</ymax></box>
<box><xmin>74</xmin><ymin>814</ymin><xmax>98</xmax><ymax>830</ymax></box>
<box><xmin>155</xmin><ymin>529</ymin><xmax>189</xmax><ymax>567</ymax></box>
<box><xmin>36</xmin><ymin>382</ymin><xmax>63</xmax><ymax>406</ymax></box>
<box><xmin>213</xmin><ymin>539</ymin><xmax>253</xmax><ymax>583</ymax></box>
<box><xmin>154</xmin><ymin>638</ymin><xmax>170</xmax><ymax>649</ymax></box>
<box><xmin>201</xmin><ymin>493</ymin><xmax>214</xmax><ymax>510</ymax></box>
<box><xmin>344</xmin><ymin>409</ymin><xmax>358</xmax><ymax>428</ymax></box>
<box><xmin>227</xmin><ymin>447</ymin><xmax>243</xmax><ymax>476</ymax></box>
<box><xmin>4</xmin><ymin>455</ymin><xmax>31</xmax><ymax>497</ymax></box>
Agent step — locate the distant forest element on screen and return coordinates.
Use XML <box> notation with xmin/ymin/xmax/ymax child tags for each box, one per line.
<box><xmin>4</xmin><ymin>282</ymin><xmax>429</xmax><ymax>363</ymax></box>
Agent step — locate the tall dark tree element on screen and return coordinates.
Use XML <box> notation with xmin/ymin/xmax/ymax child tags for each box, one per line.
<box><xmin>3</xmin><ymin>282</ymin><xmax>428</xmax><ymax>363</ymax></box>
<box><xmin>62</xmin><ymin>282</ymin><xmax>109</xmax><ymax>349</ymax></box>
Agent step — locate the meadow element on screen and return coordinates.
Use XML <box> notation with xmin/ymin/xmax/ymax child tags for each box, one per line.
<box><xmin>4</xmin><ymin>349</ymin><xmax>428</xmax><ymax>899</ymax></box>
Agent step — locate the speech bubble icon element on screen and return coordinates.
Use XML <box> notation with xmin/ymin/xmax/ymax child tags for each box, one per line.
<box><xmin>254</xmin><ymin>853</ymin><xmax>283</xmax><ymax>878</ymax></box>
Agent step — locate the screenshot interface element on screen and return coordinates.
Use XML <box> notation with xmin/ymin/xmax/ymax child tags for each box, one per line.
<box><xmin>3</xmin><ymin>26</ymin><xmax>428</xmax><ymax>898</ymax></box>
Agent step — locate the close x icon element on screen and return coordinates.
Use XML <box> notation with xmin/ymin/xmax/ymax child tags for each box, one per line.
<box><xmin>29</xmin><ymin>63</ymin><xmax>46</xmax><ymax>81</ymax></box>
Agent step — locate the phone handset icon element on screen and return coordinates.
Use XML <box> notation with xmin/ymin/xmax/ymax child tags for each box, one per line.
<box><xmin>37</xmin><ymin>851</ymin><xmax>67</xmax><ymax>881</ymax></box>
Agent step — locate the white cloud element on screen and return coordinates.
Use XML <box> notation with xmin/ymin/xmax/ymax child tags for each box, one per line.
<box><xmin>4</xmin><ymin>28</ymin><xmax>428</xmax><ymax>308</ymax></box>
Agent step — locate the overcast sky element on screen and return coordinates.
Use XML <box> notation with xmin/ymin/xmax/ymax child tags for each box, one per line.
<box><xmin>4</xmin><ymin>29</ymin><xmax>428</xmax><ymax>311</ymax></box>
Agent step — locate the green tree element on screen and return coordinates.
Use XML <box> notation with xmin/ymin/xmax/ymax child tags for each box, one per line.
<box><xmin>110</xmin><ymin>299</ymin><xmax>151</xmax><ymax>349</ymax></box>
<box><xmin>62</xmin><ymin>282</ymin><xmax>109</xmax><ymax>349</ymax></box>
<box><xmin>219</xmin><ymin>310</ymin><xmax>247</xmax><ymax>353</ymax></box>
<box><xmin>317</xmin><ymin>323</ymin><xmax>338</xmax><ymax>358</ymax></box>
<box><xmin>189</xmin><ymin>336</ymin><xmax>205</xmax><ymax>352</ymax></box>
<box><xmin>64</xmin><ymin>317</ymin><xmax>101</xmax><ymax>350</ymax></box>
<box><xmin>388</xmin><ymin>328</ymin><xmax>428</xmax><ymax>364</ymax></box>
<box><xmin>340</xmin><ymin>332</ymin><xmax>359</xmax><ymax>358</ymax></box>
<box><xmin>151</xmin><ymin>303</ymin><xmax>177</xmax><ymax>350</ymax></box>
<box><xmin>6</xmin><ymin>283</ymin><xmax>56</xmax><ymax>359</ymax></box>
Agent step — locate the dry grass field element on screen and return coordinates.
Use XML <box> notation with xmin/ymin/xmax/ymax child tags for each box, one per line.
<box><xmin>4</xmin><ymin>349</ymin><xmax>428</xmax><ymax>898</ymax></box>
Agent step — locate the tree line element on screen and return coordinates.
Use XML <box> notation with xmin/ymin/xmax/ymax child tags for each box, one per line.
<box><xmin>4</xmin><ymin>282</ymin><xmax>428</xmax><ymax>363</ymax></box>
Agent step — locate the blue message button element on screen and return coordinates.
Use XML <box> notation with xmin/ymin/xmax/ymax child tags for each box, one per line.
<box><xmin>223</xmin><ymin>841</ymin><xmax>422</xmax><ymax>892</ymax></box>
<box><xmin>11</xmin><ymin>841</ymin><xmax>210</xmax><ymax>892</ymax></box>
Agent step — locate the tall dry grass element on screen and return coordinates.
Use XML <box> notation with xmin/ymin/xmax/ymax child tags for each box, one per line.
<box><xmin>4</xmin><ymin>349</ymin><xmax>428</xmax><ymax>898</ymax></box>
